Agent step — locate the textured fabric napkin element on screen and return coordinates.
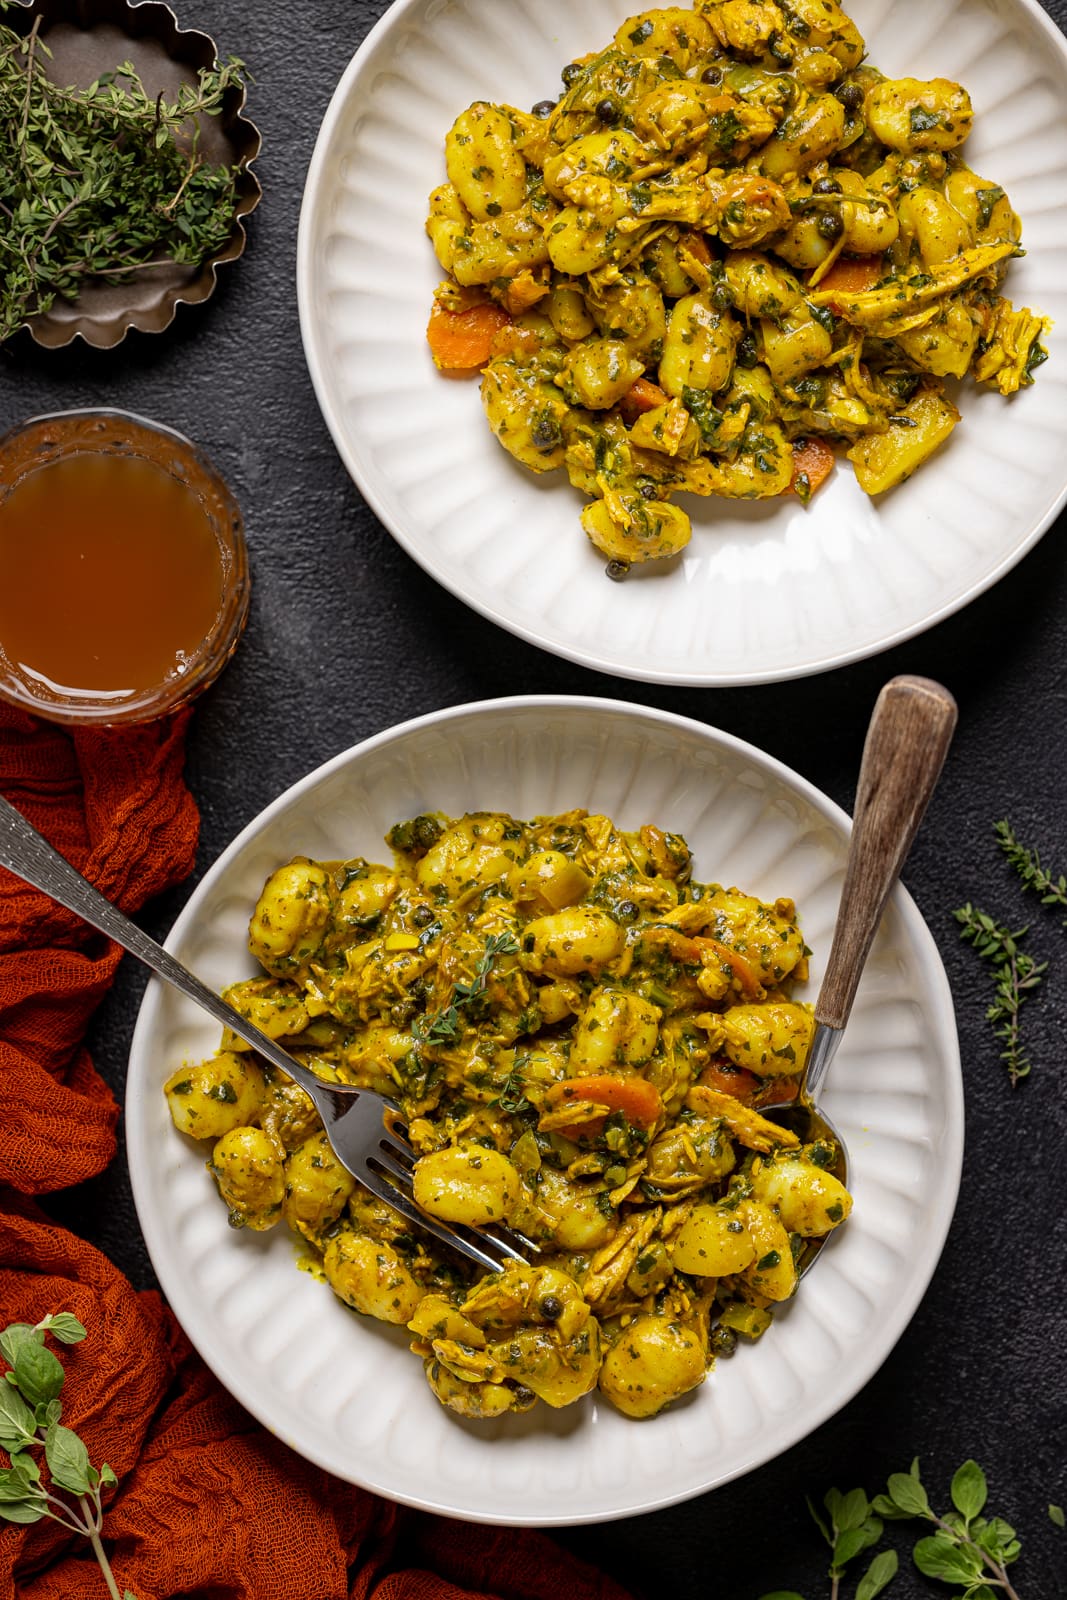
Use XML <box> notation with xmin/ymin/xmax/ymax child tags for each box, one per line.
<box><xmin>0</xmin><ymin>708</ymin><xmax>632</xmax><ymax>1600</ymax></box>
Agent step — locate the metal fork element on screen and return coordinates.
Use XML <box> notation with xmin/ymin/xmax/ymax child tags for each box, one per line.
<box><xmin>0</xmin><ymin>794</ymin><xmax>532</xmax><ymax>1276</ymax></box>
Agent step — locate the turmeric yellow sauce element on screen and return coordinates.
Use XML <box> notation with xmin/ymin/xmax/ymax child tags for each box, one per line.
<box><xmin>166</xmin><ymin>810</ymin><xmax>851</xmax><ymax>1420</ymax></box>
<box><xmin>425</xmin><ymin>1</ymin><xmax>1051</xmax><ymax>574</ymax></box>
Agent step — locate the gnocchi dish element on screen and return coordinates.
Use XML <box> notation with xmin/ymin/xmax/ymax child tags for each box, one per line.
<box><xmin>165</xmin><ymin>809</ymin><xmax>851</xmax><ymax>1420</ymax></box>
<box><xmin>424</xmin><ymin>0</ymin><xmax>1051</xmax><ymax>572</ymax></box>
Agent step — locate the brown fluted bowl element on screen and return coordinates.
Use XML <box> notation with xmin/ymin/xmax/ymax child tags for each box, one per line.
<box><xmin>6</xmin><ymin>0</ymin><xmax>261</xmax><ymax>349</ymax></box>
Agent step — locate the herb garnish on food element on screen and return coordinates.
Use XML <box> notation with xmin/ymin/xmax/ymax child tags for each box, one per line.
<box><xmin>0</xmin><ymin>2</ymin><xmax>246</xmax><ymax>340</ymax></box>
<box><xmin>0</xmin><ymin>1311</ymin><xmax>137</xmax><ymax>1600</ymax></box>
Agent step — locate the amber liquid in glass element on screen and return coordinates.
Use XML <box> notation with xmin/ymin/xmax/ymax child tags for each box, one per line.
<box><xmin>0</xmin><ymin>452</ymin><xmax>224</xmax><ymax>702</ymax></box>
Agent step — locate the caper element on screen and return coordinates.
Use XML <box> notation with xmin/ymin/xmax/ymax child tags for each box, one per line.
<box><xmin>606</xmin><ymin>559</ymin><xmax>631</xmax><ymax>582</ymax></box>
<box><xmin>561</xmin><ymin>62</ymin><xmax>584</xmax><ymax>87</ymax></box>
<box><xmin>736</xmin><ymin>329</ymin><xmax>759</xmax><ymax>368</ymax></box>
<box><xmin>595</xmin><ymin>98</ymin><xmax>620</xmax><ymax>125</ymax></box>
<box><xmin>701</xmin><ymin>65</ymin><xmax>723</xmax><ymax>85</ymax></box>
<box><xmin>412</xmin><ymin>905</ymin><xmax>434</xmax><ymax>927</ymax></box>
<box><xmin>616</xmin><ymin>900</ymin><xmax>639</xmax><ymax>922</ymax></box>
<box><xmin>812</xmin><ymin>176</ymin><xmax>841</xmax><ymax>195</ymax></box>
<box><xmin>532</xmin><ymin>98</ymin><xmax>556</xmax><ymax>119</ymax></box>
<box><xmin>710</xmin><ymin>1325</ymin><xmax>738</xmax><ymax>1358</ymax></box>
<box><xmin>540</xmin><ymin>1295</ymin><xmax>564</xmax><ymax>1321</ymax></box>
<box><xmin>817</xmin><ymin>211</ymin><xmax>844</xmax><ymax>240</ymax></box>
<box><xmin>836</xmin><ymin>81</ymin><xmax>864</xmax><ymax>112</ymax></box>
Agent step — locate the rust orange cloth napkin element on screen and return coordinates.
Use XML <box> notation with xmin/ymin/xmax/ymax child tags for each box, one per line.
<box><xmin>0</xmin><ymin>708</ymin><xmax>633</xmax><ymax>1600</ymax></box>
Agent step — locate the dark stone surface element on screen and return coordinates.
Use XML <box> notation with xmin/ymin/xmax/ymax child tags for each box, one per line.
<box><xmin>2</xmin><ymin>1</ymin><xmax>1066</xmax><ymax>1595</ymax></box>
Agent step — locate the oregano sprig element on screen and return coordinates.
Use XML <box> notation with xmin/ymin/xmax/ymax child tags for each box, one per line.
<box><xmin>871</xmin><ymin>1458</ymin><xmax>1023</xmax><ymax>1600</ymax></box>
<box><xmin>759</xmin><ymin>1459</ymin><xmax>1032</xmax><ymax>1600</ymax></box>
<box><xmin>0</xmin><ymin>1312</ymin><xmax>136</xmax><ymax>1600</ymax></box>
<box><xmin>952</xmin><ymin>906</ymin><xmax>1045</xmax><ymax>1086</ymax></box>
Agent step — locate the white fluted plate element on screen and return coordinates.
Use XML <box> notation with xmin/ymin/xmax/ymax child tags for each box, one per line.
<box><xmin>127</xmin><ymin>698</ymin><xmax>962</xmax><ymax>1524</ymax></box>
<box><xmin>297</xmin><ymin>0</ymin><xmax>1067</xmax><ymax>686</ymax></box>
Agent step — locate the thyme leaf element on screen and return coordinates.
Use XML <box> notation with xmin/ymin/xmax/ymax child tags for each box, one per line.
<box><xmin>952</xmin><ymin>904</ymin><xmax>1045</xmax><ymax>1086</ymax></box>
<box><xmin>995</xmin><ymin>819</ymin><xmax>1067</xmax><ymax>924</ymax></box>
<box><xmin>414</xmin><ymin>932</ymin><xmax>518</xmax><ymax>1049</ymax></box>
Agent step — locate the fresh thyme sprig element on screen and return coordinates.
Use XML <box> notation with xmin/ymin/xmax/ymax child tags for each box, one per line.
<box><xmin>0</xmin><ymin>1312</ymin><xmax>136</xmax><ymax>1600</ymax></box>
<box><xmin>0</xmin><ymin>2</ymin><xmax>246</xmax><ymax>340</ymax></box>
<box><xmin>760</xmin><ymin>1458</ymin><xmax>1030</xmax><ymax>1600</ymax></box>
<box><xmin>414</xmin><ymin>932</ymin><xmax>519</xmax><ymax>1048</ymax></box>
<box><xmin>952</xmin><ymin>906</ymin><xmax>1045</xmax><ymax>1086</ymax></box>
<box><xmin>995</xmin><ymin>821</ymin><xmax>1067</xmax><ymax>925</ymax></box>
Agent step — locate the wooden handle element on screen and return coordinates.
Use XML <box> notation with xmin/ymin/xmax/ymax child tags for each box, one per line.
<box><xmin>816</xmin><ymin>675</ymin><xmax>957</xmax><ymax>1030</ymax></box>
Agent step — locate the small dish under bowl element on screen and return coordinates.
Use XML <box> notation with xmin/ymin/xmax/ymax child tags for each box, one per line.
<box><xmin>6</xmin><ymin>0</ymin><xmax>260</xmax><ymax>349</ymax></box>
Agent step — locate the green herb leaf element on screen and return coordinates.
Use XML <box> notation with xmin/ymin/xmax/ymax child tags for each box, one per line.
<box><xmin>0</xmin><ymin>13</ymin><xmax>246</xmax><ymax>342</ymax></box>
<box><xmin>912</xmin><ymin>1535</ymin><xmax>983</xmax><ymax>1584</ymax></box>
<box><xmin>953</xmin><ymin>902</ymin><xmax>1046</xmax><ymax>1084</ymax></box>
<box><xmin>806</xmin><ymin>1493</ymin><xmax>832</xmax><ymax>1545</ymax></box>
<box><xmin>100</xmin><ymin>1462</ymin><xmax>118</xmax><ymax>1488</ymax></box>
<box><xmin>0</xmin><ymin>1381</ymin><xmax>37</xmax><ymax>1451</ymax></box>
<box><xmin>34</xmin><ymin>1398</ymin><xmax>63</xmax><ymax>1428</ymax></box>
<box><xmin>0</xmin><ymin>1452</ymin><xmax>42</xmax><ymax>1500</ymax></box>
<box><xmin>13</xmin><ymin>1339</ymin><xmax>65</xmax><ymax>1407</ymax></box>
<box><xmin>836</xmin><ymin>1488</ymin><xmax>871</xmax><ymax>1531</ymax></box>
<box><xmin>0</xmin><ymin>1494</ymin><xmax>48</xmax><ymax>1523</ymax></box>
<box><xmin>757</xmin><ymin>1593</ymin><xmax>807</xmax><ymax>1600</ymax></box>
<box><xmin>1050</xmin><ymin>1503</ymin><xmax>1065</xmax><ymax>1528</ymax></box>
<box><xmin>973</xmin><ymin>1515</ymin><xmax>1020</xmax><ymax>1564</ymax></box>
<box><xmin>870</xmin><ymin>1493</ymin><xmax>911</xmax><ymax>1521</ymax></box>
<box><xmin>45</xmin><ymin>1422</ymin><xmax>93</xmax><ymax>1496</ymax></box>
<box><xmin>0</xmin><ymin>1323</ymin><xmax>43</xmax><ymax>1367</ymax></box>
<box><xmin>951</xmin><ymin>1459</ymin><xmax>988</xmax><ymax>1522</ymax></box>
<box><xmin>886</xmin><ymin>1471</ymin><xmax>931</xmax><ymax>1518</ymax></box>
<box><xmin>855</xmin><ymin>1548</ymin><xmax>898</xmax><ymax>1600</ymax></box>
<box><xmin>38</xmin><ymin>1313</ymin><xmax>87</xmax><ymax>1345</ymax></box>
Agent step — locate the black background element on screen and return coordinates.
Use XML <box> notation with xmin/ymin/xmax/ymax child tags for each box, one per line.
<box><xmin>2</xmin><ymin>2</ymin><xmax>1065</xmax><ymax>1595</ymax></box>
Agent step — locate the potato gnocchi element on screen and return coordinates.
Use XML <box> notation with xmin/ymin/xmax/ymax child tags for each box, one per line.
<box><xmin>424</xmin><ymin>1</ymin><xmax>1051</xmax><ymax>573</ymax></box>
<box><xmin>166</xmin><ymin>809</ymin><xmax>852</xmax><ymax>1420</ymax></box>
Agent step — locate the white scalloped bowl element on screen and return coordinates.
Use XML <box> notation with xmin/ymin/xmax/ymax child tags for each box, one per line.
<box><xmin>297</xmin><ymin>0</ymin><xmax>1067</xmax><ymax>686</ymax></box>
<box><xmin>127</xmin><ymin>698</ymin><xmax>962</xmax><ymax>1524</ymax></box>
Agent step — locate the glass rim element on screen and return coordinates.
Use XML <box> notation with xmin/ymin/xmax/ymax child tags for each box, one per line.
<box><xmin>0</xmin><ymin>408</ymin><xmax>250</xmax><ymax>727</ymax></box>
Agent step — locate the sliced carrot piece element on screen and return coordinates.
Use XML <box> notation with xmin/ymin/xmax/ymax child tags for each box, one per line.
<box><xmin>788</xmin><ymin>436</ymin><xmax>836</xmax><ymax>503</ymax></box>
<box><xmin>816</xmin><ymin>253</ymin><xmax>885</xmax><ymax>302</ymax></box>
<box><xmin>696</xmin><ymin>1058</ymin><xmax>761</xmax><ymax>1104</ymax></box>
<box><xmin>619</xmin><ymin>376</ymin><xmax>669</xmax><ymax>424</ymax></box>
<box><xmin>543</xmin><ymin>1073</ymin><xmax>664</xmax><ymax>1136</ymax></box>
<box><xmin>426</xmin><ymin>300</ymin><xmax>512</xmax><ymax>373</ymax></box>
<box><xmin>752</xmin><ymin>1076</ymin><xmax>800</xmax><ymax>1111</ymax></box>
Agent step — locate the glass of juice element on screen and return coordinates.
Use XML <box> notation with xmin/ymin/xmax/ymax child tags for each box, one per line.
<box><xmin>0</xmin><ymin>409</ymin><xmax>249</xmax><ymax>725</ymax></box>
